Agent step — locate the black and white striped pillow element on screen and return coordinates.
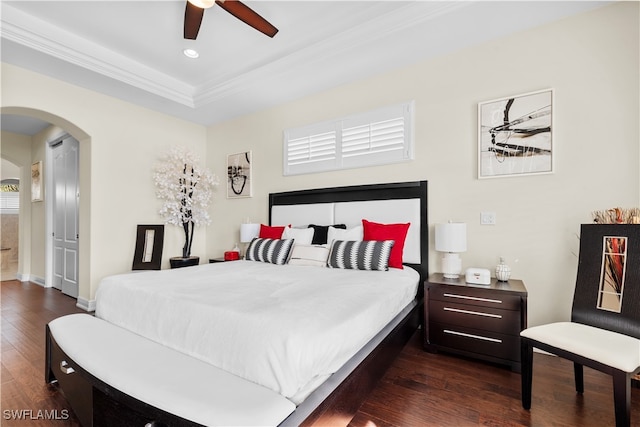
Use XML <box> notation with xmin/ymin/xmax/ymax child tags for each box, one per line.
<box><xmin>327</xmin><ymin>240</ymin><xmax>395</xmax><ymax>271</ymax></box>
<box><xmin>245</xmin><ymin>238</ymin><xmax>295</xmax><ymax>265</ymax></box>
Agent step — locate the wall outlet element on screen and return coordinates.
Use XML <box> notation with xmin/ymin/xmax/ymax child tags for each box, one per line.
<box><xmin>480</xmin><ymin>211</ymin><xmax>496</xmax><ymax>225</ymax></box>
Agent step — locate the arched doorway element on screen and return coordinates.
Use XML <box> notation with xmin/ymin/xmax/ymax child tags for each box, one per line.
<box><xmin>1</xmin><ymin>107</ymin><xmax>90</xmax><ymax>306</ymax></box>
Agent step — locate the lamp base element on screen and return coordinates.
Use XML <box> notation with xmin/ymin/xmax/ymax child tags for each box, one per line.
<box><xmin>441</xmin><ymin>253</ymin><xmax>462</xmax><ymax>279</ymax></box>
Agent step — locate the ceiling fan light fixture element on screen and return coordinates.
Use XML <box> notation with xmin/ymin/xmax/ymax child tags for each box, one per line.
<box><xmin>188</xmin><ymin>0</ymin><xmax>216</xmax><ymax>9</ymax></box>
<box><xmin>183</xmin><ymin>48</ymin><xmax>200</xmax><ymax>59</ymax></box>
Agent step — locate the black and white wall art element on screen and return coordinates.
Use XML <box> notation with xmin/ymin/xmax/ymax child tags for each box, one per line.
<box><xmin>227</xmin><ymin>151</ymin><xmax>252</xmax><ymax>198</ymax></box>
<box><xmin>478</xmin><ymin>89</ymin><xmax>553</xmax><ymax>179</ymax></box>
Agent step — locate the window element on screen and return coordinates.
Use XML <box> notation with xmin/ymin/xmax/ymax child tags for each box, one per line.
<box><xmin>284</xmin><ymin>101</ymin><xmax>414</xmax><ymax>175</ymax></box>
<box><xmin>0</xmin><ymin>191</ymin><xmax>19</xmax><ymax>215</ymax></box>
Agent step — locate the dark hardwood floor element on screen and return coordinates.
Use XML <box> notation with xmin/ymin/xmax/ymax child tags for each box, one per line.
<box><xmin>1</xmin><ymin>280</ymin><xmax>638</xmax><ymax>426</ymax></box>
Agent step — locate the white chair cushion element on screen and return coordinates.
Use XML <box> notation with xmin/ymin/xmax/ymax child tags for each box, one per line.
<box><xmin>521</xmin><ymin>322</ymin><xmax>640</xmax><ymax>373</ymax></box>
<box><xmin>49</xmin><ymin>314</ymin><xmax>296</xmax><ymax>427</ymax></box>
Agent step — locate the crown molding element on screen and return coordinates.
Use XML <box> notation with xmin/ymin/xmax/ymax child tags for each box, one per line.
<box><xmin>1</xmin><ymin>3</ymin><xmax>196</xmax><ymax>107</ymax></box>
<box><xmin>193</xmin><ymin>2</ymin><xmax>467</xmax><ymax>107</ymax></box>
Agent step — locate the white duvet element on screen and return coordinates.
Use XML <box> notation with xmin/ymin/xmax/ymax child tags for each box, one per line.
<box><xmin>95</xmin><ymin>260</ymin><xmax>419</xmax><ymax>404</ymax></box>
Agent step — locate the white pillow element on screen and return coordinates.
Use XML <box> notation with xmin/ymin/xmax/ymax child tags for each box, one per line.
<box><xmin>326</xmin><ymin>225</ymin><xmax>363</xmax><ymax>247</ymax></box>
<box><xmin>282</xmin><ymin>226</ymin><xmax>314</xmax><ymax>245</ymax></box>
<box><xmin>287</xmin><ymin>245</ymin><xmax>330</xmax><ymax>267</ymax></box>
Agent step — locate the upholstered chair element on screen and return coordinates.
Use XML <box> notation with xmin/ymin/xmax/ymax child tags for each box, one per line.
<box><xmin>520</xmin><ymin>224</ymin><xmax>640</xmax><ymax>427</ymax></box>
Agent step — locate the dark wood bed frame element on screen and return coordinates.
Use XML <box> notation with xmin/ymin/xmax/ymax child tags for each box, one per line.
<box><xmin>46</xmin><ymin>180</ymin><xmax>428</xmax><ymax>427</ymax></box>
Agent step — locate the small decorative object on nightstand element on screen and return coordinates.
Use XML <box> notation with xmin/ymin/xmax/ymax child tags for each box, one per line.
<box><xmin>424</xmin><ymin>273</ymin><xmax>528</xmax><ymax>372</ymax></box>
<box><xmin>495</xmin><ymin>257</ymin><xmax>511</xmax><ymax>281</ymax></box>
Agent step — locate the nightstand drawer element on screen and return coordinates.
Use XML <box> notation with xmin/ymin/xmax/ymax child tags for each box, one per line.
<box><xmin>429</xmin><ymin>286</ymin><xmax>522</xmax><ymax>311</ymax></box>
<box><xmin>429</xmin><ymin>300</ymin><xmax>522</xmax><ymax>335</ymax></box>
<box><xmin>430</xmin><ymin>322</ymin><xmax>521</xmax><ymax>362</ymax></box>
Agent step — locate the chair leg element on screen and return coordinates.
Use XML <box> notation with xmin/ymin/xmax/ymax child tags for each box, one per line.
<box><xmin>612</xmin><ymin>370</ymin><xmax>630</xmax><ymax>427</ymax></box>
<box><xmin>521</xmin><ymin>338</ymin><xmax>533</xmax><ymax>410</ymax></box>
<box><xmin>574</xmin><ymin>362</ymin><xmax>584</xmax><ymax>393</ymax></box>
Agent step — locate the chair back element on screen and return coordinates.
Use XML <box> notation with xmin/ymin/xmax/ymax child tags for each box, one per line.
<box><xmin>572</xmin><ymin>224</ymin><xmax>640</xmax><ymax>339</ymax></box>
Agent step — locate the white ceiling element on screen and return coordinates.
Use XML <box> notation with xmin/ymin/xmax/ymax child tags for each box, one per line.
<box><xmin>1</xmin><ymin>0</ymin><xmax>610</xmax><ymax>132</ymax></box>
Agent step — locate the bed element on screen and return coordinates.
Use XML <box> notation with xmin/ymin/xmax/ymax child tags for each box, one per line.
<box><xmin>45</xmin><ymin>180</ymin><xmax>428</xmax><ymax>427</ymax></box>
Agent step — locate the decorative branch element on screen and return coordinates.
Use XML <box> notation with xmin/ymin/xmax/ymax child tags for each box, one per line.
<box><xmin>154</xmin><ymin>146</ymin><xmax>219</xmax><ymax>258</ymax></box>
<box><xmin>592</xmin><ymin>207</ymin><xmax>640</xmax><ymax>224</ymax></box>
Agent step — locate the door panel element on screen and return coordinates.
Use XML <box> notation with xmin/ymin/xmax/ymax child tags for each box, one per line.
<box><xmin>52</xmin><ymin>137</ymin><xmax>79</xmax><ymax>298</ymax></box>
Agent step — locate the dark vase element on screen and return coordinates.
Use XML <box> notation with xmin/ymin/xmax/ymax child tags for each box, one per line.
<box><xmin>169</xmin><ymin>256</ymin><xmax>199</xmax><ymax>269</ymax></box>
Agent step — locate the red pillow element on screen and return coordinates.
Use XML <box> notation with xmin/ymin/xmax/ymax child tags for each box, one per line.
<box><xmin>259</xmin><ymin>224</ymin><xmax>288</xmax><ymax>239</ymax></box>
<box><xmin>362</xmin><ymin>219</ymin><xmax>410</xmax><ymax>269</ymax></box>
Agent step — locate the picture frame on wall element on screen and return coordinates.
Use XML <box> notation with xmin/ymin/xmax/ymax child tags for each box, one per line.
<box><xmin>31</xmin><ymin>161</ymin><xmax>43</xmax><ymax>202</ymax></box>
<box><xmin>227</xmin><ymin>151</ymin><xmax>252</xmax><ymax>198</ymax></box>
<box><xmin>478</xmin><ymin>88</ymin><xmax>553</xmax><ymax>179</ymax></box>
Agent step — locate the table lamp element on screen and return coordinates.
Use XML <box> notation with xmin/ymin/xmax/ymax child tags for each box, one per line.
<box><xmin>435</xmin><ymin>222</ymin><xmax>467</xmax><ymax>278</ymax></box>
<box><xmin>240</xmin><ymin>223</ymin><xmax>260</xmax><ymax>257</ymax></box>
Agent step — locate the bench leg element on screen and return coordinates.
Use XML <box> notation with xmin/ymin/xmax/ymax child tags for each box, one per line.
<box><xmin>612</xmin><ymin>370</ymin><xmax>630</xmax><ymax>427</ymax></box>
<box><xmin>521</xmin><ymin>338</ymin><xmax>533</xmax><ymax>410</ymax></box>
<box><xmin>574</xmin><ymin>362</ymin><xmax>584</xmax><ymax>394</ymax></box>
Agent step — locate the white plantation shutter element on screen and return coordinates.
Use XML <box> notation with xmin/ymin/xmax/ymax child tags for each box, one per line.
<box><xmin>284</xmin><ymin>101</ymin><xmax>414</xmax><ymax>175</ymax></box>
<box><xmin>0</xmin><ymin>192</ymin><xmax>19</xmax><ymax>214</ymax></box>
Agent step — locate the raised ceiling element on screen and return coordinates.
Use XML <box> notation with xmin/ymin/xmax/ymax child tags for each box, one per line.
<box><xmin>1</xmin><ymin>1</ymin><xmax>609</xmax><ymax>129</ymax></box>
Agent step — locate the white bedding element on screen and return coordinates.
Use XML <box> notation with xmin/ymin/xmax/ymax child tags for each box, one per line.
<box><xmin>95</xmin><ymin>260</ymin><xmax>419</xmax><ymax>404</ymax></box>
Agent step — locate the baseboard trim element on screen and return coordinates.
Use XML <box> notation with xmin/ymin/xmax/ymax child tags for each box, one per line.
<box><xmin>76</xmin><ymin>296</ymin><xmax>96</xmax><ymax>312</ymax></box>
<box><xmin>24</xmin><ymin>275</ymin><xmax>47</xmax><ymax>287</ymax></box>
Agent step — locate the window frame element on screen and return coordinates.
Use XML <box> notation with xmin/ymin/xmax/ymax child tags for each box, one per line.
<box><xmin>283</xmin><ymin>101</ymin><xmax>414</xmax><ymax>176</ymax></box>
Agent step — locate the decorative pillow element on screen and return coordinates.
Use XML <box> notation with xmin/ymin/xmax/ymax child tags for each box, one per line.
<box><xmin>308</xmin><ymin>224</ymin><xmax>347</xmax><ymax>245</ymax></box>
<box><xmin>326</xmin><ymin>225</ymin><xmax>363</xmax><ymax>247</ymax></box>
<box><xmin>362</xmin><ymin>219</ymin><xmax>410</xmax><ymax>269</ymax></box>
<box><xmin>282</xmin><ymin>226</ymin><xmax>315</xmax><ymax>245</ymax></box>
<box><xmin>259</xmin><ymin>224</ymin><xmax>288</xmax><ymax>239</ymax></box>
<box><xmin>287</xmin><ymin>245</ymin><xmax>330</xmax><ymax>267</ymax></box>
<box><xmin>327</xmin><ymin>240</ymin><xmax>394</xmax><ymax>271</ymax></box>
<box><xmin>245</xmin><ymin>238</ymin><xmax>294</xmax><ymax>265</ymax></box>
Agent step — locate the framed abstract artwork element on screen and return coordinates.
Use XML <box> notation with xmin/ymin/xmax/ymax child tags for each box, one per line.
<box><xmin>227</xmin><ymin>151</ymin><xmax>252</xmax><ymax>198</ymax></box>
<box><xmin>478</xmin><ymin>89</ymin><xmax>553</xmax><ymax>179</ymax></box>
<box><xmin>31</xmin><ymin>161</ymin><xmax>43</xmax><ymax>202</ymax></box>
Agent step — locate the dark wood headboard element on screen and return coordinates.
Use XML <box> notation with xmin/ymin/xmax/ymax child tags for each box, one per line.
<box><xmin>268</xmin><ymin>180</ymin><xmax>428</xmax><ymax>281</ymax></box>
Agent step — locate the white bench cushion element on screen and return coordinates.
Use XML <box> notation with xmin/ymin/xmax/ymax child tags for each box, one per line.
<box><xmin>49</xmin><ymin>314</ymin><xmax>296</xmax><ymax>427</ymax></box>
<box><xmin>521</xmin><ymin>322</ymin><xmax>640</xmax><ymax>373</ymax></box>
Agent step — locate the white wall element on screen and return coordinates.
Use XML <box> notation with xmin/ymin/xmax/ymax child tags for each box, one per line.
<box><xmin>206</xmin><ymin>2</ymin><xmax>639</xmax><ymax>327</ymax></box>
<box><xmin>1</xmin><ymin>66</ymin><xmax>210</xmax><ymax>302</ymax></box>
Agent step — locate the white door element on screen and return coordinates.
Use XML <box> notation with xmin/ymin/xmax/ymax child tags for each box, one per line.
<box><xmin>51</xmin><ymin>137</ymin><xmax>79</xmax><ymax>297</ymax></box>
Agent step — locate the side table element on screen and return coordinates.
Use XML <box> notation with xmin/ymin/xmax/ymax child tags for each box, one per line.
<box><xmin>424</xmin><ymin>273</ymin><xmax>528</xmax><ymax>372</ymax></box>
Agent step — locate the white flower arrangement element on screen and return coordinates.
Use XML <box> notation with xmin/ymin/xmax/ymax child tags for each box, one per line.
<box><xmin>154</xmin><ymin>146</ymin><xmax>219</xmax><ymax>258</ymax></box>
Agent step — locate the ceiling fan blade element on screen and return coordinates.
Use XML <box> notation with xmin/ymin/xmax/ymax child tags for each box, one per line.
<box><xmin>184</xmin><ymin>2</ymin><xmax>205</xmax><ymax>40</ymax></box>
<box><xmin>215</xmin><ymin>0</ymin><xmax>278</xmax><ymax>38</ymax></box>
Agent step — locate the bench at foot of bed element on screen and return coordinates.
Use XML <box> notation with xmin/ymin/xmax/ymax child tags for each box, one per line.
<box><xmin>46</xmin><ymin>314</ymin><xmax>296</xmax><ymax>427</ymax></box>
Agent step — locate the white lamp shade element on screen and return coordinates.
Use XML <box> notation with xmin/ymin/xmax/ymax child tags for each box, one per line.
<box><xmin>240</xmin><ymin>223</ymin><xmax>260</xmax><ymax>243</ymax></box>
<box><xmin>435</xmin><ymin>222</ymin><xmax>467</xmax><ymax>253</ymax></box>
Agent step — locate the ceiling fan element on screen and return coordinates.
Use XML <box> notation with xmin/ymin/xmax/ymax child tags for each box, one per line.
<box><xmin>184</xmin><ymin>0</ymin><xmax>278</xmax><ymax>40</ymax></box>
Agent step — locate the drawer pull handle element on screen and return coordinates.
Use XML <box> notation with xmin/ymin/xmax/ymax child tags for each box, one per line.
<box><xmin>444</xmin><ymin>307</ymin><xmax>502</xmax><ymax>318</ymax></box>
<box><xmin>443</xmin><ymin>293</ymin><xmax>502</xmax><ymax>304</ymax></box>
<box><xmin>444</xmin><ymin>329</ymin><xmax>502</xmax><ymax>343</ymax></box>
<box><xmin>59</xmin><ymin>360</ymin><xmax>75</xmax><ymax>375</ymax></box>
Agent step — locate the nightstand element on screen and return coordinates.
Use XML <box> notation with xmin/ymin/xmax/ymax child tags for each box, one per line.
<box><xmin>424</xmin><ymin>273</ymin><xmax>528</xmax><ymax>372</ymax></box>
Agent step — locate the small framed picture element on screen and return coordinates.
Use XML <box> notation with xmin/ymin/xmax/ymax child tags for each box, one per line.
<box><xmin>132</xmin><ymin>225</ymin><xmax>164</xmax><ymax>270</ymax></box>
<box><xmin>227</xmin><ymin>151</ymin><xmax>252</xmax><ymax>198</ymax></box>
<box><xmin>31</xmin><ymin>161</ymin><xmax>43</xmax><ymax>202</ymax></box>
<box><xmin>478</xmin><ymin>89</ymin><xmax>553</xmax><ymax>179</ymax></box>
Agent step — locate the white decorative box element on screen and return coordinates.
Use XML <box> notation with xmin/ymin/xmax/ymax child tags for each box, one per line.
<box><xmin>465</xmin><ymin>268</ymin><xmax>491</xmax><ymax>285</ymax></box>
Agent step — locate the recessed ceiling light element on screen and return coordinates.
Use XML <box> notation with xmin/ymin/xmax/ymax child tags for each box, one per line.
<box><xmin>183</xmin><ymin>48</ymin><xmax>199</xmax><ymax>59</ymax></box>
